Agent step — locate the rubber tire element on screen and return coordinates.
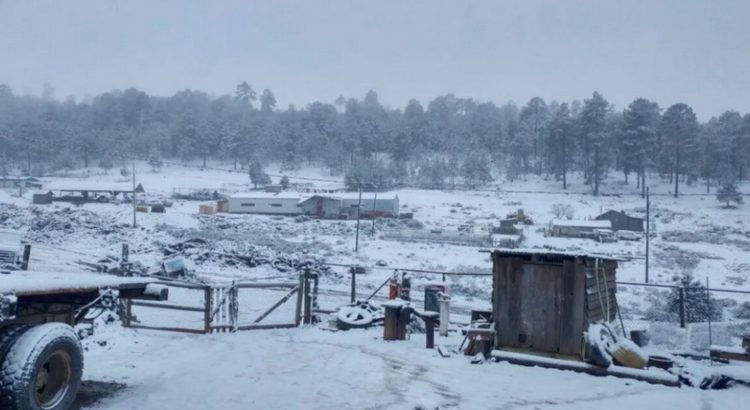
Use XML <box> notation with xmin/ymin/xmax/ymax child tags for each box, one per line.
<box><xmin>586</xmin><ymin>325</ymin><xmax>616</xmax><ymax>368</ymax></box>
<box><xmin>0</xmin><ymin>323</ymin><xmax>83</xmax><ymax>410</ymax></box>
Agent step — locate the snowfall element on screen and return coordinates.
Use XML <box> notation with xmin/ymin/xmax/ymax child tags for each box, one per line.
<box><xmin>1</xmin><ymin>162</ymin><xmax>749</xmax><ymax>409</ymax></box>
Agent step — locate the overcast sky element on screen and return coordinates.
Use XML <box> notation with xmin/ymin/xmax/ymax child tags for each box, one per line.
<box><xmin>1</xmin><ymin>0</ymin><xmax>748</xmax><ymax>119</ymax></box>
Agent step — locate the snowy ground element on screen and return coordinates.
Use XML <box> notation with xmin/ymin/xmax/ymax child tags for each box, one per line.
<box><xmin>78</xmin><ymin>326</ymin><xmax>747</xmax><ymax>410</ymax></box>
<box><xmin>2</xmin><ymin>161</ymin><xmax>750</xmax><ymax>409</ymax></box>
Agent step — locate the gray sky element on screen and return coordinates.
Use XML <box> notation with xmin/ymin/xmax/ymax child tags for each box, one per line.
<box><xmin>1</xmin><ymin>0</ymin><xmax>748</xmax><ymax>119</ymax></box>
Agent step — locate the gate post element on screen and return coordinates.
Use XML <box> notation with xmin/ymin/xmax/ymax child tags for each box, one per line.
<box><xmin>303</xmin><ymin>271</ymin><xmax>313</xmax><ymax>325</ymax></box>
<box><xmin>204</xmin><ymin>285</ymin><xmax>212</xmax><ymax>334</ymax></box>
<box><xmin>679</xmin><ymin>287</ymin><xmax>686</xmax><ymax>328</ymax></box>
<box><xmin>295</xmin><ymin>274</ymin><xmax>304</xmax><ymax>326</ymax></box>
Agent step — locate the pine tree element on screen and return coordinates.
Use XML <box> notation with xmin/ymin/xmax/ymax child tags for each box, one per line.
<box><xmin>661</xmin><ymin>103</ymin><xmax>700</xmax><ymax>197</ymax></box>
<box><xmin>578</xmin><ymin>92</ymin><xmax>610</xmax><ymax>195</ymax></box>
<box><xmin>716</xmin><ymin>181</ymin><xmax>743</xmax><ymax>207</ymax></box>
<box><xmin>547</xmin><ymin>103</ymin><xmax>573</xmax><ymax>189</ymax></box>
<box><xmin>248</xmin><ymin>158</ymin><xmax>270</xmax><ymax>188</ymax></box>
<box><xmin>667</xmin><ymin>273</ymin><xmax>721</xmax><ymax>322</ymax></box>
<box><xmin>621</xmin><ymin>98</ymin><xmax>660</xmax><ymax>196</ymax></box>
<box><xmin>280</xmin><ymin>175</ymin><xmax>290</xmax><ymax>190</ymax></box>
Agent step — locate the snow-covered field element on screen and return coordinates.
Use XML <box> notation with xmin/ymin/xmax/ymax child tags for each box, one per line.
<box><xmin>2</xmin><ymin>162</ymin><xmax>750</xmax><ymax>409</ymax></box>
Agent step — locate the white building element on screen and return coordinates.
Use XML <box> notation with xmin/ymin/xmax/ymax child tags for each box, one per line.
<box><xmin>227</xmin><ymin>192</ymin><xmax>303</xmax><ymax>215</ymax></box>
<box><xmin>549</xmin><ymin>219</ymin><xmax>612</xmax><ymax>238</ymax></box>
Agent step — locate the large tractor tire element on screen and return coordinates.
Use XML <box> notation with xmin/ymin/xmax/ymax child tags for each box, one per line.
<box><xmin>0</xmin><ymin>323</ymin><xmax>83</xmax><ymax>410</ymax></box>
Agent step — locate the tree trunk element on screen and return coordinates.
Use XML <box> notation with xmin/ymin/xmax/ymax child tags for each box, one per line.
<box><xmin>593</xmin><ymin>146</ymin><xmax>600</xmax><ymax>196</ymax></box>
<box><xmin>674</xmin><ymin>148</ymin><xmax>680</xmax><ymax>198</ymax></box>
<box><xmin>641</xmin><ymin>170</ymin><xmax>646</xmax><ymax>198</ymax></box>
<box><xmin>562</xmin><ymin>137</ymin><xmax>567</xmax><ymax>190</ymax></box>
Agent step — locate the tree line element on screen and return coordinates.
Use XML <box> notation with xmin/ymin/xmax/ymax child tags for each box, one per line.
<box><xmin>0</xmin><ymin>82</ymin><xmax>748</xmax><ymax>196</ymax></box>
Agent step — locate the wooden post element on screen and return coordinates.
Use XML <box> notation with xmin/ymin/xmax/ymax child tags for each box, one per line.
<box><xmin>120</xmin><ymin>243</ymin><xmax>129</xmax><ymax>276</ymax></box>
<box><xmin>295</xmin><ymin>274</ymin><xmax>304</xmax><ymax>326</ymax></box>
<box><xmin>679</xmin><ymin>287</ymin><xmax>686</xmax><ymax>328</ymax></box>
<box><xmin>424</xmin><ymin>317</ymin><xmax>435</xmax><ymax>348</ymax></box>
<box><xmin>303</xmin><ymin>272</ymin><xmax>313</xmax><ymax>325</ymax></box>
<box><xmin>383</xmin><ymin>305</ymin><xmax>400</xmax><ymax>340</ymax></box>
<box><xmin>20</xmin><ymin>244</ymin><xmax>31</xmax><ymax>270</ymax></box>
<box><xmin>645</xmin><ymin>187</ymin><xmax>650</xmax><ymax>283</ymax></box>
<box><xmin>355</xmin><ymin>185</ymin><xmax>362</xmax><ymax>252</ymax></box>
<box><xmin>204</xmin><ymin>286</ymin><xmax>212</xmax><ymax>334</ymax></box>
<box><xmin>350</xmin><ymin>266</ymin><xmax>357</xmax><ymax>304</ymax></box>
<box><xmin>312</xmin><ymin>273</ymin><xmax>319</xmax><ymax>316</ymax></box>
<box><xmin>397</xmin><ymin>306</ymin><xmax>411</xmax><ymax>340</ymax></box>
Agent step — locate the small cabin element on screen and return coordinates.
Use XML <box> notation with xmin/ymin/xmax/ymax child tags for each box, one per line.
<box><xmin>492</xmin><ymin>249</ymin><xmax>618</xmax><ymax>358</ymax></box>
<box><xmin>595</xmin><ymin>210</ymin><xmax>644</xmax><ymax>232</ymax></box>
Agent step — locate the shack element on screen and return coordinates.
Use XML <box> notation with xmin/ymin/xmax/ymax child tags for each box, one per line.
<box><xmin>549</xmin><ymin>219</ymin><xmax>611</xmax><ymax>238</ymax></box>
<box><xmin>595</xmin><ymin>210</ymin><xmax>644</xmax><ymax>232</ymax></box>
<box><xmin>492</xmin><ymin>249</ymin><xmax>618</xmax><ymax>358</ymax></box>
<box><xmin>226</xmin><ymin>192</ymin><xmax>303</xmax><ymax>215</ymax></box>
<box><xmin>340</xmin><ymin>193</ymin><xmax>400</xmax><ymax>218</ymax></box>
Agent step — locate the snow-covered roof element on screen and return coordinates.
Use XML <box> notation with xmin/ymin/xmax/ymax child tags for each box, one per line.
<box><xmin>0</xmin><ymin>271</ymin><xmax>156</xmax><ymax>295</ymax></box>
<box><xmin>491</xmin><ymin>248</ymin><xmax>620</xmax><ymax>261</ymax></box>
<box><xmin>230</xmin><ymin>192</ymin><xmax>303</xmax><ymax>200</ymax></box>
<box><xmin>47</xmin><ymin>181</ymin><xmax>143</xmax><ymax>193</ymax></box>
<box><xmin>551</xmin><ymin>219</ymin><xmax>611</xmax><ymax>228</ymax></box>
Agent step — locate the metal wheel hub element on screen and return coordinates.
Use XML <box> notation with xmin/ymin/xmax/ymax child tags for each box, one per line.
<box><xmin>34</xmin><ymin>349</ymin><xmax>72</xmax><ymax>409</ymax></box>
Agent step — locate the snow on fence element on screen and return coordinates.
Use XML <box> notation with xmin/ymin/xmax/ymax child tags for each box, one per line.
<box><xmin>122</xmin><ymin>272</ymin><xmax>320</xmax><ymax>334</ymax></box>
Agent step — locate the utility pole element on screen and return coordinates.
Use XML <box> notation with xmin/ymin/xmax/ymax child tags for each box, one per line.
<box><xmin>132</xmin><ymin>161</ymin><xmax>137</xmax><ymax>228</ymax></box>
<box><xmin>354</xmin><ymin>184</ymin><xmax>362</xmax><ymax>252</ymax></box>
<box><xmin>645</xmin><ymin>187</ymin><xmax>650</xmax><ymax>283</ymax></box>
<box><xmin>371</xmin><ymin>189</ymin><xmax>378</xmax><ymax>237</ymax></box>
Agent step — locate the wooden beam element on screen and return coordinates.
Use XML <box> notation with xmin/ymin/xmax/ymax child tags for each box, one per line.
<box><xmin>491</xmin><ymin>350</ymin><xmax>680</xmax><ymax>387</ymax></box>
<box><xmin>130</xmin><ymin>301</ymin><xmax>204</xmax><ymax>313</ymax></box>
<box><xmin>235</xmin><ymin>323</ymin><xmax>297</xmax><ymax>331</ymax></box>
<box><xmin>710</xmin><ymin>346</ymin><xmax>750</xmax><ymax>362</ymax></box>
<box><xmin>130</xmin><ymin>325</ymin><xmax>206</xmax><ymax>335</ymax></box>
<box><xmin>253</xmin><ymin>286</ymin><xmax>299</xmax><ymax>323</ymax></box>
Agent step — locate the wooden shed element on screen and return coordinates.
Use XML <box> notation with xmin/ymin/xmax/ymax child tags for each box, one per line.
<box><xmin>492</xmin><ymin>249</ymin><xmax>618</xmax><ymax>358</ymax></box>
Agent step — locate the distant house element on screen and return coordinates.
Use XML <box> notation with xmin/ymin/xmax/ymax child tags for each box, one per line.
<box><xmin>298</xmin><ymin>192</ymin><xmax>400</xmax><ymax>219</ymax></box>
<box><xmin>0</xmin><ymin>177</ymin><xmax>42</xmax><ymax>190</ymax></box>
<box><xmin>227</xmin><ymin>192</ymin><xmax>303</xmax><ymax>215</ymax></box>
<box><xmin>549</xmin><ymin>219</ymin><xmax>611</xmax><ymax>238</ymax></box>
<box><xmin>595</xmin><ymin>210</ymin><xmax>644</xmax><ymax>232</ymax></box>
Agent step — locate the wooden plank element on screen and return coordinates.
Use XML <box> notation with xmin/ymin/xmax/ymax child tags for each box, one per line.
<box><xmin>491</xmin><ymin>350</ymin><xmax>680</xmax><ymax>387</ymax></box>
<box><xmin>235</xmin><ymin>282</ymin><xmax>298</xmax><ymax>289</ymax></box>
<box><xmin>710</xmin><ymin>347</ymin><xmax>750</xmax><ymax>362</ymax></box>
<box><xmin>558</xmin><ymin>259</ymin><xmax>586</xmax><ymax>356</ymax></box>
<box><xmin>253</xmin><ymin>286</ymin><xmax>299</xmax><ymax>323</ymax></box>
<box><xmin>130</xmin><ymin>324</ymin><xmax>206</xmax><ymax>334</ymax></box>
<box><xmin>236</xmin><ymin>323</ymin><xmax>298</xmax><ymax>331</ymax></box>
<box><xmin>130</xmin><ymin>301</ymin><xmax>205</xmax><ymax>313</ymax></box>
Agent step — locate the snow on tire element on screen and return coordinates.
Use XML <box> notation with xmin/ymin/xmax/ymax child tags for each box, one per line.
<box><xmin>336</xmin><ymin>306</ymin><xmax>374</xmax><ymax>330</ymax></box>
<box><xmin>585</xmin><ymin>323</ymin><xmax>616</xmax><ymax>368</ymax></box>
<box><xmin>0</xmin><ymin>323</ymin><xmax>83</xmax><ymax>410</ymax></box>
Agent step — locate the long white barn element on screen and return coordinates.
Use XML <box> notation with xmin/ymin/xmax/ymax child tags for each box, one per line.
<box><xmin>227</xmin><ymin>192</ymin><xmax>303</xmax><ymax>215</ymax></box>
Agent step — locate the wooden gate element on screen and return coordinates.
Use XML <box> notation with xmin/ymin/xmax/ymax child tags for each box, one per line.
<box><xmin>122</xmin><ymin>272</ymin><xmax>319</xmax><ymax>334</ymax></box>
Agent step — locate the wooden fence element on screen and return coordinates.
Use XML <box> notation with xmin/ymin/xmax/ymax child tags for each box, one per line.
<box><xmin>121</xmin><ymin>272</ymin><xmax>319</xmax><ymax>334</ymax></box>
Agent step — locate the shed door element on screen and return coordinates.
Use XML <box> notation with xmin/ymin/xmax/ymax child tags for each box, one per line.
<box><xmin>517</xmin><ymin>264</ymin><xmax>563</xmax><ymax>353</ymax></box>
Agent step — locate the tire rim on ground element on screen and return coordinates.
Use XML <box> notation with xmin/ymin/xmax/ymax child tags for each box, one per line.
<box><xmin>34</xmin><ymin>349</ymin><xmax>72</xmax><ymax>409</ymax></box>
